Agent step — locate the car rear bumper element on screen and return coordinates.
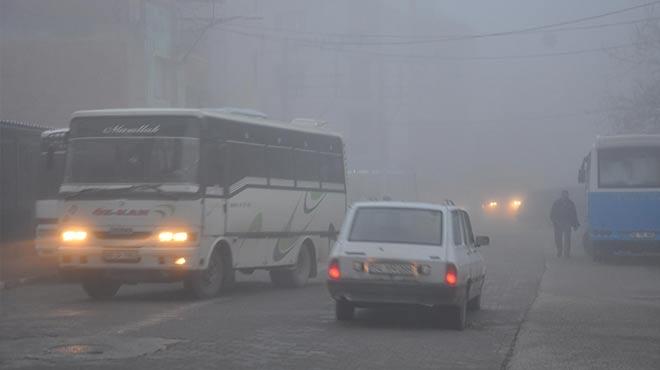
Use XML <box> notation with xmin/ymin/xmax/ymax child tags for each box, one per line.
<box><xmin>327</xmin><ymin>279</ymin><xmax>465</xmax><ymax>307</ymax></box>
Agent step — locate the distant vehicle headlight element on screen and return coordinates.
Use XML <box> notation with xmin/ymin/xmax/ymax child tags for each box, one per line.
<box><xmin>510</xmin><ymin>199</ymin><xmax>523</xmax><ymax>210</ymax></box>
<box><xmin>61</xmin><ymin>229</ymin><xmax>88</xmax><ymax>242</ymax></box>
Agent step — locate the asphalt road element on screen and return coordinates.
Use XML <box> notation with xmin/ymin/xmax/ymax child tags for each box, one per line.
<box><xmin>2</xmin><ymin>228</ymin><xmax>657</xmax><ymax>369</ymax></box>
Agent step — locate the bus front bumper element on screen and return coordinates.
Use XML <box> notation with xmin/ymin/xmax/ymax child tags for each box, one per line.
<box><xmin>57</xmin><ymin>246</ymin><xmax>203</xmax><ymax>282</ymax></box>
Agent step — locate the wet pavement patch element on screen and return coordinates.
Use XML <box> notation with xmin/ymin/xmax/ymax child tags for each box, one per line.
<box><xmin>0</xmin><ymin>335</ymin><xmax>180</xmax><ymax>365</ymax></box>
<box><xmin>49</xmin><ymin>343</ymin><xmax>107</xmax><ymax>355</ymax></box>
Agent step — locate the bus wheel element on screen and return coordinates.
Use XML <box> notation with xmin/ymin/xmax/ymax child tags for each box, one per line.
<box><xmin>269</xmin><ymin>245</ymin><xmax>313</xmax><ymax>288</ymax></box>
<box><xmin>583</xmin><ymin>233</ymin><xmax>594</xmax><ymax>257</ymax></box>
<box><xmin>185</xmin><ymin>248</ymin><xmax>224</xmax><ymax>299</ymax></box>
<box><xmin>81</xmin><ymin>277</ymin><xmax>121</xmax><ymax>300</ymax></box>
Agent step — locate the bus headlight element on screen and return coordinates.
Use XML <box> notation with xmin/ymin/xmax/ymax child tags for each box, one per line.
<box><xmin>158</xmin><ymin>231</ymin><xmax>189</xmax><ymax>243</ymax></box>
<box><xmin>62</xmin><ymin>229</ymin><xmax>88</xmax><ymax>242</ymax></box>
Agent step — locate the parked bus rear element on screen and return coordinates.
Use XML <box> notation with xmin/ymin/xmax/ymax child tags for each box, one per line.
<box><xmin>580</xmin><ymin>135</ymin><xmax>660</xmax><ymax>259</ymax></box>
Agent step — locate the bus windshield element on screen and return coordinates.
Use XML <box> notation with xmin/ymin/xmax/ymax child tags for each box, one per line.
<box><xmin>64</xmin><ymin>138</ymin><xmax>199</xmax><ymax>184</ymax></box>
<box><xmin>598</xmin><ymin>146</ymin><xmax>660</xmax><ymax>189</ymax></box>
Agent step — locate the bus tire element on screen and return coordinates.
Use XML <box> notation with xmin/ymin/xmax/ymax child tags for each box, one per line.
<box><xmin>269</xmin><ymin>243</ymin><xmax>313</xmax><ymax>288</ymax></box>
<box><xmin>583</xmin><ymin>233</ymin><xmax>594</xmax><ymax>257</ymax></box>
<box><xmin>81</xmin><ymin>277</ymin><xmax>121</xmax><ymax>300</ymax></box>
<box><xmin>185</xmin><ymin>247</ymin><xmax>224</xmax><ymax>299</ymax></box>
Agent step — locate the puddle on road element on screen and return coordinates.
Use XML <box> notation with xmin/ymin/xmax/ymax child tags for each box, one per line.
<box><xmin>50</xmin><ymin>343</ymin><xmax>107</xmax><ymax>355</ymax></box>
<box><xmin>0</xmin><ymin>335</ymin><xmax>180</xmax><ymax>365</ymax></box>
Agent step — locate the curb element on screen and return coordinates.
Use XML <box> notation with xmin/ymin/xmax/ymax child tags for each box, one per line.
<box><xmin>0</xmin><ymin>273</ymin><xmax>59</xmax><ymax>291</ymax></box>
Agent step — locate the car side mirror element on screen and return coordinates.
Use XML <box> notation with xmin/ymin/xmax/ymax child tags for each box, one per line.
<box><xmin>475</xmin><ymin>236</ymin><xmax>490</xmax><ymax>247</ymax></box>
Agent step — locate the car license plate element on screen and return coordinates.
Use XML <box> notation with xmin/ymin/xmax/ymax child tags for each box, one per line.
<box><xmin>102</xmin><ymin>250</ymin><xmax>140</xmax><ymax>263</ymax></box>
<box><xmin>368</xmin><ymin>263</ymin><xmax>414</xmax><ymax>276</ymax></box>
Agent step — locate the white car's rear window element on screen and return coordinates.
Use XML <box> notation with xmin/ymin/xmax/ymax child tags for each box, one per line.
<box><xmin>348</xmin><ymin>207</ymin><xmax>443</xmax><ymax>246</ymax></box>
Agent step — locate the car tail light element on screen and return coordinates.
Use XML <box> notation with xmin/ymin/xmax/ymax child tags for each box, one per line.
<box><xmin>445</xmin><ymin>263</ymin><xmax>458</xmax><ymax>286</ymax></box>
<box><xmin>328</xmin><ymin>259</ymin><xmax>341</xmax><ymax>281</ymax></box>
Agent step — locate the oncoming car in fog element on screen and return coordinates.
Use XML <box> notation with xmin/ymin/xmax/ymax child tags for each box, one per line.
<box><xmin>481</xmin><ymin>196</ymin><xmax>524</xmax><ymax>219</ymax></box>
<box><xmin>326</xmin><ymin>202</ymin><xmax>489</xmax><ymax>330</ymax></box>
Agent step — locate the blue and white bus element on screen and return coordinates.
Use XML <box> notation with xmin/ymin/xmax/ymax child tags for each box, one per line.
<box><xmin>579</xmin><ymin>135</ymin><xmax>660</xmax><ymax>260</ymax></box>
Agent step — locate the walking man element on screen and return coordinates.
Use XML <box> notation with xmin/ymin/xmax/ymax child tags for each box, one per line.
<box><xmin>550</xmin><ymin>190</ymin><xmax>579</xmax><ymax>258</ymax></box>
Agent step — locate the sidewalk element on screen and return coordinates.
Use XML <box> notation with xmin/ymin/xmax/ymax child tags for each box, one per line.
<box><xmin>508</xmin><ymin>241</ymin><xmax>660</xmax><ymax>370</ymax></box>
<box><xmin>0</xmin><ymin>240</ymin><xmax>58</xmax><ymax>289</ymax></box>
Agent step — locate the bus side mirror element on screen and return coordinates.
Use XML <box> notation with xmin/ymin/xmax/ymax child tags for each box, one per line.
<box><xmin>578</xmin><ymin>168</ymin><xmax>585</xmax><ymax>184</ymax></box>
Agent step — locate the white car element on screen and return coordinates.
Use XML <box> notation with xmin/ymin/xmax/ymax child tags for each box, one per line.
<box><xmin>327</xmin><ymin>202</ymin><xmax>489</xmax><ymax>330</ymax></box>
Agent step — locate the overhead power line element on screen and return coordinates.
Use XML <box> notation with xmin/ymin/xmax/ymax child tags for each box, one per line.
<box><xmin>219</xmin><ymin>1</ymin><xmax>660</xmax><ymax>46</ymax></box>
<box><xmin>218</xmin><ymin>26</ymin><xmax>649</xmax><ymax>62</ymax></box>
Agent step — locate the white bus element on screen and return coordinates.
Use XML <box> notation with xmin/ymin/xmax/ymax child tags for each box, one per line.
<box><xmin>35</xmin><ymin>128</ymin><xmax>68</xmax><ymax>257</ymax></box>
<box><xmin>57</xmin><ymin>109</ymin><xmax>346</xmax><ymax>299</ymax></box>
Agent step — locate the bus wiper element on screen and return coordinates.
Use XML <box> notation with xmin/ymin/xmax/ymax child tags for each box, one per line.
<box><xmin>64</xmin><ymin>185</ymin><xmax>179</xmax><ymax>200</ymax></box>
<box><xmin>63</xmin><ymin>187</ymin><xmax>111</xmax><ymax>199</ymax></box>
<box><xmin>119</xmin><ymin>184</ymin><xmax>180</xmax><ymax>199</ymax></box>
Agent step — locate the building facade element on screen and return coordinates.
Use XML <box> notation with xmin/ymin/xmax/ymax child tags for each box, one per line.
<box><xmin>0</xmin><ymin>0</ymin><xmax>210</xmax><ymax>127</ymax></box>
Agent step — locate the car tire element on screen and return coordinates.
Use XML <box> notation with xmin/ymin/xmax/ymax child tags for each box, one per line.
<box><xmin>467</xmin><ymin>294</ymin><xmax>482</xmax><ymax>311</ymax></box>
<box><xmin>335</xmin><ymin>300</ymin><xmax>354</xmax><ymax>321</ymax></box>
<box><xmin>185</xmin><ymin>248</ymin><xmax>224</xmax><ymax>299</ymax></box>
<box><xmin>269</xmin><ymin>245</ymin><xmax>313</xmax><ymax>288</ymax></box>
<box><xmin>450</xmin><ymin>293</ymin><xmax>468</xmax><ymax>331</ymax></box>
<box><xmin>81</xmin><ymin>277</ymin><xmax>121</xmax><ymax>300</ymax></box>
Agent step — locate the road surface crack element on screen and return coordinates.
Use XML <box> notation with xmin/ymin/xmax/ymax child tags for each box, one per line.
<box><xmin>500</xmin><ymin>255</ymin><xmax>546</xmax><ymax>370</ymax></box>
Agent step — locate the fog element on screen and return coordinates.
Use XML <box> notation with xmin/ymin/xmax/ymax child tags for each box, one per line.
<box><xmin>4</xmin><ymin>3</ymin><xmax>660</xmax><ymax>366</ymax></box>
<box><xmin>0</xmin><ymin>0</ymin><xmax>653</xmax><ymax>204</ymax></box>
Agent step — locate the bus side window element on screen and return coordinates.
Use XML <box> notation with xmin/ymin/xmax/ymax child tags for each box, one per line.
<box><xmin>205</xmin><ymin>143</ymin><xmax>226</xmax><ymax>187</ymax></box>
<box><xmin>320</xmin><ymin>153</ymin><xmax>344</xmax><ymax>184</ymax></box>
<box><xmin>46</xmin><ymin>146</ymin><xmax>55</xmax><ymax>170</ymax></box>
<box><xmin>295</xmin><ymin>149</ymin><xmax>320</xmax><ymax>186</ymax></box>
<box><xmin>227</xmin><ymin>141</ymin><xmax>266</xmax><ymax>187</ymax></box>
<box><xmin>267</xmin><ymin>146</ymin><xmax>294</xmax><ymax>181</ymax></box>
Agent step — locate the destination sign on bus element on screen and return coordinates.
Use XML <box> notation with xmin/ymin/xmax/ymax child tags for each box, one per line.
<box><xmin>70</xmin><ymin>116</ymin><xmax>200</xmax><ymax>138</ymax></box>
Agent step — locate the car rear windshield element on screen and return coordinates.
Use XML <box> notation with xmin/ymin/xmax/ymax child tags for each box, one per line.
<box><xmin>348</xmin><ymin>207</ymin><xmax>443</xmax><ymax>246</ymax></box>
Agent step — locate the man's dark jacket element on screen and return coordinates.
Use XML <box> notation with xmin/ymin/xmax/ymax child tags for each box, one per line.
<box><xmin>551</xmin><ymin>198</ymin><xmax>579</xmax><ymax>229</ymax></box>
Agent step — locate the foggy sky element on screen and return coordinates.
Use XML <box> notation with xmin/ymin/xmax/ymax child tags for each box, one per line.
<box><xmin>2</xmin><ymin>0</ymin><xmax>652</xmax><ymax>205</ymax></box>
<box><xmin>208</xmin><ymin>0</ymin><xmax>648</xmax><ymax>202</ymax></box>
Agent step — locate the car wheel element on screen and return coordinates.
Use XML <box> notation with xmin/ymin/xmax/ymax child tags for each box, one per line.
<box><xmin>467</xmin><ymin>294</ymin><xmax>482</xmax><ymax>311</ymax></box>
<box><xmin>185</xmin><ymin>248</ymin><xmax>224</xmax><ymax>299</ymax></box>
<box><xmin>269</xmin><ymin>245</ymin><xmax>313</xmax><ymax>288</ymax></box>
<box><xmin>81</xmin><ymin>277</ymin><xmax>121</xmax><ymax>300</ymax></box>
<box><xmin>451</xmin><ymin>293</ymin><xmax>468</xmax><ymax>331</ymax></box>
<box><xmin>335</xmin><ymin>300</ymin><xmax>354</xmax><ymax>321</ymax></box>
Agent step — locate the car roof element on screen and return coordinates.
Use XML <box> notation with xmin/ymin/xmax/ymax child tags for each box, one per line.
<box><xmin>351</xmin><ymin>201</ymin><xmax>462</xmax><ymax>213</ymax></box>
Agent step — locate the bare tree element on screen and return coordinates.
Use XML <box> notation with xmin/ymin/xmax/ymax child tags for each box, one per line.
<box><xmin>608</xmin><ymin>10</ymin><xmax>660</xmax><ymax>134</ymax></box>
